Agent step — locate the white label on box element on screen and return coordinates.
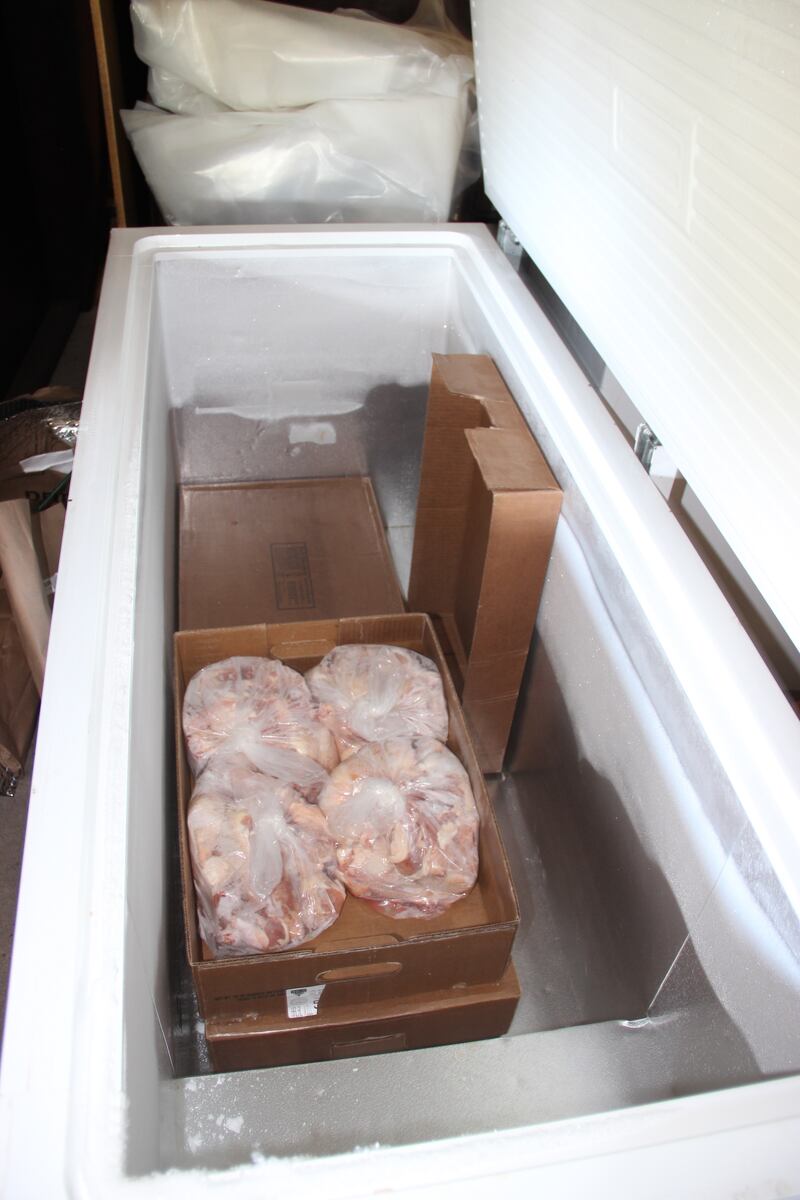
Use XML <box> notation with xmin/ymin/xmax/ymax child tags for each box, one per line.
<box><xmin>285</xmin><ymin>984</ymin><xmax>325</xmax><ymax>1019</ymax></box>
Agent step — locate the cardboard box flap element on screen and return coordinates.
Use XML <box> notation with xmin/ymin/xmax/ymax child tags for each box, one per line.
<box><xmin>466</xmin><ymin>427</ymin><xmax>559</xmax><ymax>493</ymax></box>
<box><xmin>409</xmin><ymin>355</ymin><xmax>562</xmax><ymax>772</ymax></box>
<box><xmin>179</xmin><ymin>477</ymin><xmax>404</xmax><ymax>632</ymax></box>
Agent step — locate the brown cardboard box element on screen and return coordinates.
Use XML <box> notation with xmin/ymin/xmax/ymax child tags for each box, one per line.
<box><xmin>205</xmin><ymin>962</ymin><xmax>520</xmax><ymax>1072</ymax></box>
<box><xmin>409</xmin><ymin>355</ymin><xmax>562</xmax><ymax>773</ymax></box>
<box><xmin>0</xmin><ymin>388</ymin><xmax>79</xmax><ymax>506</ymax></box>
<box><xmin>0</xmin><ymin>591</ymin><xmax>39</xmax><ymax>779</ymax></box>
<box><xmin>0</xmin><ymin>502</ymin><xmax>65</xmax><ymax>784</ymax></box>
<box><xmin>179</xmin><ymin>477</ymin><xmax>404</xmax><ymax>631</ymax></box>
<box><xmin>174</xmin><ymin>614</ymin><xmax>519</xmax><ymax>1020</ymax></box>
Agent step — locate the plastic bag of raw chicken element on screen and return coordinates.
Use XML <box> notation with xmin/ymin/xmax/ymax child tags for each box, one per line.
<box><xmin>187</xmin><ymin>751</ymin><xmax>346</xmax><ymax>957</ymax></box>
<box><xmin>306</xmin><ymin>643</ymin><xmax>449</xmax><ymax>759</ymax></box>
<box><xmin>320</xmin><ymin>735</ymin><xmax>479</xmax><ymax>919</ymax></box>
<box><xmin>182</xmin><ymin>655</ymin><xmax>338</xmax><ymax>777</ymax></box>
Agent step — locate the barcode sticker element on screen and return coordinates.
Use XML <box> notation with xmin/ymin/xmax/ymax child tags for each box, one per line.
<box><xmin>286</xmin><ymin>984</ymin><xmax>325</xmax><ymax>1019</ymax></box>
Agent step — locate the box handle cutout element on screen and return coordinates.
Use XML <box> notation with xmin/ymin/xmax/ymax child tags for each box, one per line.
<box><xmin>316</xmin><ymin>961</ymin><xmax>402</xmax><ymax>983</ymax></box>
<box><xmin>331</xmin><ymin>1032</ymin><xmax>406</xmax><ymax>1059</ymax></box>
<box><xmin>270</xmin><ymin>638</ymin><xmax>336</xmax><ymax>661</ymax></box>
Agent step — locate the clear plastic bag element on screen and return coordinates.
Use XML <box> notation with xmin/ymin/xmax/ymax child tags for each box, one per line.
<box><xmin>131</xmin><ymin>0</ymin><xmax>473</xmax><ymax>111</ymax></box>
<box><xmin>319</xmin><ymin>735</ymin><xmax>479</xmax><ymax>919</ymax></box>
<box><xmin>187</xmin><ymin>752</ymin><xmax>345</xmax><ymax>957</ymax></box>
<box><xmin>121</xmin><ymin>91</ymin><xmax>468</xmax><ymax>224</ymax></box>
<box><xmin>182</xmin><ymin>656</ymin><xmax>339</xmax><ymax>775</ymax></box>
<box><xmin>306</xmin><ymin>643</ymin><xmax>448</xmax><ymax>760</ymax></box>
<box><xmin>124</xmin><ymin>0</ymin><xmax>479</xmax><ymax>224</ymax></box>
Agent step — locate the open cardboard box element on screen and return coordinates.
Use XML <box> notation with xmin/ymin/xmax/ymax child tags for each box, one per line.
<box><xmin>174</xmin><ymin>614</ymin><xmax>519</xmax><ymax>1020</ymax></box>
<box><xmin>204</xmin><ymin>962</ymin><xmax>520</xmax><ymax>1073</ymax></box>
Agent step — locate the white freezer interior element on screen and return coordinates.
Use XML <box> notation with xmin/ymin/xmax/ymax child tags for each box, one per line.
<box><xmin>2</xmin><ymin>227</ymin><xmax>800</xmax><ymax>1198</ymax></box>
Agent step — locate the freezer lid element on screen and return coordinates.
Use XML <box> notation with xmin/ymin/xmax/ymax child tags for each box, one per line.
<box><xmin>472</xmin><ymin>0</ymin><xmax>800</xmax><ymax>652</ymax></box>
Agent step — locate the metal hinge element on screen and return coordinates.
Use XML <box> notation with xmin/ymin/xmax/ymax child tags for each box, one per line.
<box><xmin>633</xmin><ymin>423</ymin><xmax>661</xmax><ymax>473</ymax></box>
<box><xmin>0</xmin><ymin>763</ymin><xmax>19</xmax><ymax>797</ymax></box>
<box><xmin>496</xmin><ymin>220</ymin><xmax>523</xmax><ymax>271</ymax></box>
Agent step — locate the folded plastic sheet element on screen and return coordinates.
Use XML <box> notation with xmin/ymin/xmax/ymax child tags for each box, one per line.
<box><xmin>131</xmin><ymin>0</ymin><xmax>473</xmax><ymax>111</ymax></box>
<box><xmin>121</xmin><ymin>92</ymin><xmax>468</xmax><ymax>224</ymax></box>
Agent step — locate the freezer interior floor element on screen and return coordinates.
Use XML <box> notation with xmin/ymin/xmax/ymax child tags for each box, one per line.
<box><xmin>117</xmin><ymin>247</ymin><xmax>800</xmax><ymax>1174</ymax></box>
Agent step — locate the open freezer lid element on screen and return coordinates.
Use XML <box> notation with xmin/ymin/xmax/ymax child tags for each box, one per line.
<box><xmin>472</xmin><ymin>0</ymin><xmax>800</xmax><ymax>653</ymax></box>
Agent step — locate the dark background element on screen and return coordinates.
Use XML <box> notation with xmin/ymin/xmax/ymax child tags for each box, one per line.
<box><xmin>1</xmin><ymin>0</ymin><xmax>481</xmax><ymax>401</ymax></box>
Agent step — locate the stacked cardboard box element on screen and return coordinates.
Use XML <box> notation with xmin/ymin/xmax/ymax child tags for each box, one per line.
<box><xmin>175</xmin><ymin>356</ymin><xmax>561</xmax><ymax>1071</ymax></box>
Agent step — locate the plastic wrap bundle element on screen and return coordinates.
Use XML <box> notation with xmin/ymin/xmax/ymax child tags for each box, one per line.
<box><xmin>182</xmin><ymin>656</ymin><xmax>339</xmax><ymax>775</ymax></box>
<box><xmin>307</xmin><ymin>643</ymin><xmax>448</xmax><ymax>759</ymax></box>
<box><xmin>131</xmin><ymin>0</ymin><xmax>473</xmax><ymax>110</ymax></box>
<box><xmin>123</xmin><ymin>0</ymin><xmax>478</xmax><ymax>224</ymax></box>
<box><xmin>320</xmin><ymin>735</ymin><xmax>479</xmax><ymax>919</ymax></box>
<box><xmin>187</xmin><ymin>752</ymin><xmax>346</xmax><ymax>956</ymax></box>
<box><xmin>121</xmin><ymin>92</ymin><xmax>467</xmax><ymax>225</ymax></box>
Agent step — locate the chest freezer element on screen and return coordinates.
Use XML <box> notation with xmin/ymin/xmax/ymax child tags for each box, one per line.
<box><xmin>3</xmin><ymin>2</ymin><xmax>800</xmax><ymax>1198</ymax></box>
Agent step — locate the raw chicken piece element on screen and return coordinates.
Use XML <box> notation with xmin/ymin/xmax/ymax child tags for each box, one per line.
<box><xmin>319</xmin><ymin>735</ymin><xmax>479</xmax><ymax>919</ymax></box>
<box><xmin>187</xmin><ymin>751</ymin><xmax>345</xmax><ymax>957</ymax></box>
<box><xmin>183</xmin><ymin>655</ymin><xmax>338</xmax><ymax>775</ymax></box>
<box><xmin>306</xmin><ymin>644</ymin><xmax>448</xmax><ymax>759</ymax></box>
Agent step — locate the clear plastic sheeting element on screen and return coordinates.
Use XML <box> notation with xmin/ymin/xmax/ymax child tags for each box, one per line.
<box><xmin>187</xmin><ymin>751</ymin><xmax>345</xmax><ymax>957</ymax></box>
<box><xmin>147</xmin><ymin>65</ymin><xmax>231</xmax><ymax>116</ymax></box>
<box><xmin>320</xmin><ymin>735</ymin><xmax>479</xmax><ymax>918</ymax></box>
<box><xmin>307</xmin><ymin>643</ymin><xmax>449</xmax><ymax>759</ymax></box>
<box><xmin>123</xmin><ymin>0</ymin><xmax>476</xmax><ymax>223</ymax></box>
<box><xmin>131</xmin><ymin>0</ymin><xmax>473</xmax><ymax>110</ymax></box>
<box><xmin>121</xmin><ymin>93</ymin><xmax>469</xmax><ymax>224</ymax></box>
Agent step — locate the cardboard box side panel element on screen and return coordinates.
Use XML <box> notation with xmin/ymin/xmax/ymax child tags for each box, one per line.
<box><xmin>431</xmin><ymin>354</ymin><xmax>517</xmax><ymax>405</ymax></box>
<box><xmin>453</xmin><ymin>478</ymin><xmax>495</xmax><ymax>662</ymax></box>
<box><xmin>174</xmin><ymin>644</ymin><xmax>202</xmax><ymax>968</ymax></box>
<box><xmin>175</xmin><ymin>626</ymin><xmax>270</xmax><ymax>688</ymax></box>
<box><xmin>194</xmin><ymin>929</ymin><xmax>515</xmax><ymax>1017</ymax></box>
<box><xmin>206</xmin><ymin>965</ymin><xmax>520</xmax><ymax>1071</ymax></box>
<box><xmin>467</xmin><ymin>491</ymin><xmax>563</xmax><ymax>665</ymax></box>
<box><xmin>0</xmin><ymin>470</ymin><xmax>69</xmax><ymax>506</ymax></box>
<box><xmin>463</xmin><ymin>696</ymin><xmax>521</xmax><ymax>775</ymax></box>
<box><xmin>0</xmin><ymin>601</ymin><xmax>39</xmax><ymax>774</ymax></box>
<box><xmin>408</xmin><ymin>365</ymin><xmax>489</xmax><ymax>615</ymax></box>
<box><xmin>460</xmin><ymin>651</ymin><xmax>531</xmax><ymax>701</ymax></box>
<box><xmin>208</xmin><ymin>963</ymin><xmax>520</xmax><ymax>1035</ymax></box>
<box><xmin>419</xmin><ymin>619</ymin><xmax>517</xmax><ymax>927</ymax></box>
